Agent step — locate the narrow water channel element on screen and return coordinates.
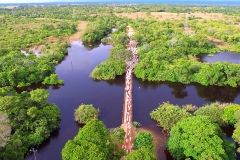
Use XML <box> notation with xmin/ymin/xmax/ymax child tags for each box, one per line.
<box><xmin>24</xmin><ymin>41</ymin><xmax>240</xmax><ymax>160</ymax></box>
<box><xmin>200</xmin><ymin>51</ymin><xmax>240</xmax><ymax>63</ymax></box>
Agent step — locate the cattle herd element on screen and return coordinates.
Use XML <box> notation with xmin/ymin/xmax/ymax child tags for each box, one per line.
<box><xmin>121</xmin><ymin>38</ymin><xmax>139</xmax><ymax>155</ymax></box>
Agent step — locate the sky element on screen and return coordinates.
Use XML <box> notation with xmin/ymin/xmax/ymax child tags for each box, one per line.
<box><xmin>0</xmin><ymin>0</ymin><xmax>239</xmax><ymax>4</ymax></box>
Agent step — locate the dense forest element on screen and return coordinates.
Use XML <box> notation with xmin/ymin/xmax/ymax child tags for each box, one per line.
<box><xmin>1</xmin><ymin>3</ymin><xmax>240</xmax><ymax>160</ymax></box>
<box><xmin>0</xmin><ymin>87</ymin><xmax>60</xmax><ymax>159</ymax></box>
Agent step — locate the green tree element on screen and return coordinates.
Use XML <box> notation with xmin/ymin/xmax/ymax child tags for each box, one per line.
<box><xmin>109</xmin><ymin>127</ymin><xmax>125</xmax><ymax>144</ymax></box>
<box><xmin>134</xmin><ymin>132</ymin><xmax>155</xmax><ymax>151</ymax></box>
<box><xmin>42</xmin><ymin>74</ymin><xmax>64</xmax><ymax>85</ymax></box>
<box><xmin>112</xmin><ymin>33</ymin><xmax>129</xmax><ymax>45</ymax></box>
<box><xmin>62</xmin><ymin>120</ymin><xmax>124</xmax><ymax>160</ymax></box>
<box><xmin>125</xmin><ymin>147</ymin><xmax>157</xmax><ymax>160</ymax></box>
<box><xmin>194</xmin><ymin>103</ymin><xmax>224</xmax><ymax>125</ymax></box>
<box><xmin>150</xmin><ymin>102</ymin><xmax>191</xmax><ymax>131</ymax></box>
<box><xmin>233</xmin><ymin>126</ymin><xmax>240</xmax><ymax>153</ymax></box>
<box><xmin>111</xmin><ymin>49</ymin><xmax>132</xmax><ymax>62</ymax></box>
<box><xmin>167</xmin><ymin>116</ymin><xmax>235</xmax><ymax>160</ymax></box>
<box><xmin>74</xmin><ymin>104</ymin><xmax>99</xmax><ymax>124</ymax></box>
<box><xmin>30</xmin><ymin>89</ymin><xmax>49</xmax><ymax>103</ymax></box>
<box><xmin>90</xmin><ymin>59</ymin><xmax>126</xmax><ymax>80</ymax></box>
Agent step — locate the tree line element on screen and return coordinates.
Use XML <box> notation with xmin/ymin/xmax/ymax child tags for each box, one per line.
<box><xmin>129</xmin><ymin>18</ymin><xmax>240</xmax><ymax>87</ymax></box>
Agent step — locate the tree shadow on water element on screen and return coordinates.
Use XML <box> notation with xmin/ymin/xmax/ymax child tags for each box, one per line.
<box><xmin>82</xmin><ymin>41</ymin><xmax>101</xmax><ymax>51</ymax></box>
<box><xmin>194</xmin><ymin>83</ymin><xmax>240</xmax><ymax>103</ymax></box>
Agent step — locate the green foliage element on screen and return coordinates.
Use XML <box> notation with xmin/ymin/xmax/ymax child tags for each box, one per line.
<box><xmin>90</xmin><ymin>59</ymin><xmax>126</xmax><ymax>80</ymax></box>
<box><xmin>101</xmin><ymin>37</ymin><xmax>112</xmax><ymax>44</ymax></box>
<box><xmin>0</xmin><ymin>16</ymin><xmax>76</xmax><ymax>51</ymax></box>
<box><xmin>0</xmin><ymin>88</ymin><xmax>60</xmax><ymax>160</ymax></box>
<box><xmin>167</xmin><ymin>116</ymin><xmax>235</xmax><ymax>160</ymax></box>
<box><xmin>194</xmin><ymin>103</ymin><xmax>225</xmax><ymax>125</ymax></box>
<box><xmin>112</xmin><ymin>33</ymin><xmax>129</xmax><ymax>46</ymax></box>
<box><xmin>234</xmin><ymin>109</ymin><xmax>240</xmax><ymax>125</ymax></box>
<box><xmin>40</xmin><ymin>41</ymin><xmax>70</xmax><ymax>64</ymax></box>
<box><xmin>109</xmin><ymin>127</ymin><xmax>125</xmax><ymax>144</ymax></box>
<box><xmin>61</xmin><ymin>120</ymin><xmax>124</xmax><ymax>160</ymax></box>
<box><xmin>0</xmin><ymin>40</ymin><xmax>70</xmax><ymax>87</ymax></box>
<box><xmin>134</xmin><ymin>132</ymin><xmax>155</xmax><ymax>151</ymax></box>
<box><xmin>110</xmin><ymin>48</ymin><xmax>132</xmax><ymax>62</ymax></box>
<box><xmin>127</xmin><ymin>17</ymin><xmax>240</xmax><ymax>87</ymax></box>
<box><xmin>0</xmin><ymin>51</ymin><xmax>55</xmax><ymax>87</ymax></box>
<box><xmin>233</xmin><ymin>126</ymin><xmax>240</xmax><ymax>150</ymax></box>
<box><xmin>150</xmin><ymin>102</ymin><xmax>191</xmax><ymax>131</ymax></box>
<box><xmin>125</xmin><ymin>147</ymin><xmax>157</xmax><ymax>160</ymax></box>
<box><xmin>82</xmin><ymin>18</ymin><xmax>113</xmax><ymax>42</ymax></box>
<box><xmin>43</xmin><ymin>74</ymin><xmax>64</xmax><ymax>85</ymax></box>
<box><xmin>74</xmin><ymin>104</ymin><xmax>99</xmax><ymax>124</ymax></box>
<box><xmin>191</xmin><ymin>19</ymin><xmax>240</xmax><ymax>52</ymax></box>
<box><xmin>223</xmin><ymin>104</ymin><xmax>240</xmax><ymax>125</ymax></box>
<box><xmin>198</xmin><ymin>153</ymin><xmax>223</xmax><ymax>160</ymax></box>
<box><xmin>0</xmin><ymin>14</ymin><xmax>72</xmax><ymax>88</ymax></box>
<box><xmin>30</xmin><ymin>89</ymin><xmax>49</xmax><ymax>103</ymax></box>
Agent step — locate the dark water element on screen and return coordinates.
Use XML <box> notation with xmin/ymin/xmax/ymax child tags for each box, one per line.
<box><xmin>200</xmin><ymin>51</ymin><xmax>240</xmax><ymax>64</ymax></box>
<box><xmin>24</xmin><ymin>41</ymin><xmax>240</xmax><ymax>160</ymax></box>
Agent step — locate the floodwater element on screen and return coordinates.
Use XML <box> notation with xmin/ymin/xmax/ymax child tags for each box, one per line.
<box><xmin>24</xmin><ymin>41</ymin><xmax>240</xmax><ymax>160</ymax></box>
<box><xmin>200</xmin><ymin>51</ymin><xmax>240</xmax><ymax>64</ymax></box>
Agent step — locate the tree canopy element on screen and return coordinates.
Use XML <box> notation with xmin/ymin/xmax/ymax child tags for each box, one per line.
<box><xmin>134</xmin><ymin>132</ymin><xmax>155</xmax><ymax>151</ymax></box>
<box><xmin>150</xmin><ymin>102</ymin><xmax>191</xmax><ymax>131</ymax></box>
<box><xmin>62</xmin><ymin>120</ymin><xmax>125</xmax><ymax>160</ymax></box>
<box><xmin>167</xmin><ymin>116</ymin><xmax>236</xmax><ymax>160</ymax></box>
<box><xmin>125</xmin><ymin>147</ymin><xmax>157</xmax><ymax>160</ymax></box>
<box><xmin>90</xmin><ymin>59</ymin><xmax>126</xmax><ymax>80</ymax></box>
<box><xmin>0</xmin><ymin>87</ymin><xmax>60</xmax><ymax>160</ymax></box>
<box><xmin>194</xmin><ymin>103</ymin><xmax>225</xmax><ymax>125</ymax></box>
<box><xmin>222</xmin><ymin>104</ymin><xmax>240</xmax><ymax>125</ymax></box>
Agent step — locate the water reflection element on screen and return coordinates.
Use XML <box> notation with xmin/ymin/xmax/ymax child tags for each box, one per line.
<box><xmin>200</xmin><ymin>51</ymin><xmax>240</xmax><ymax>64</ymax></box>
<box><xmin>194</xmin><ymin>83</ymin><xmax>240</xmax><ymax>102</ymax></box>
<box><xmin>134</xmin><ymin>77</ymin><xmax>240</xmax><ymax>102</ymax></box>
<box><xmin>14</xmin><ymin>83</ymin><xmax>64</xmax><ymax>93</ymax></box>
<box><xmin>82</xmin><ymin>41</ymin><xmax>102</xmax><ymax>50</ymax></box>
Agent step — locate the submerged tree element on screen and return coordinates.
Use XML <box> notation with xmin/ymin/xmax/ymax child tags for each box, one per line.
<box><xmin>150</xmin><ymin>102</ymin><xmax>191</xmax><ymax>131</ymax></box>
<box><xmin>74</xmin><ymin>104</ymin><xmax>99</xmax><ymax>124</ymax></box>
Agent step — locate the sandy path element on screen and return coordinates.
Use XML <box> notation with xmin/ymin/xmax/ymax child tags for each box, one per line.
<box><xmin>68</xmin><ymin>21</ymin><xmax>87</xmax><ymax>41</ymax></box>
